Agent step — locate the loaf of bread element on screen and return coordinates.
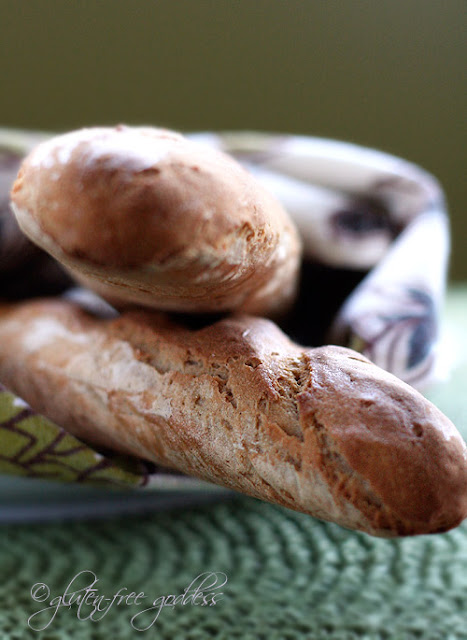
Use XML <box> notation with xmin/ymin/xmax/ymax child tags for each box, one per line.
<box><xmin>0</xmin><ymin>298</ymin><xmax>465</xmax><ymax>537</ymax></box>
<box><xmin>10</xmin><ymin>126</ymin><xmax>301</xmax><ymax>315</ymax></box>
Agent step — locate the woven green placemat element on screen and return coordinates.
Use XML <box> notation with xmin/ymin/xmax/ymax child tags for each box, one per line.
<box><xmin>0</xmin><ymin>288</ymin><xmax>466</xmax><ymax>640</ymax></box>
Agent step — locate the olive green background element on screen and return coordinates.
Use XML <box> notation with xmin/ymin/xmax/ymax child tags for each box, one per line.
<box><xmin>1</xmin><ymin>0</ymin><xmax>465</xmax><ymax>278</ymax></box>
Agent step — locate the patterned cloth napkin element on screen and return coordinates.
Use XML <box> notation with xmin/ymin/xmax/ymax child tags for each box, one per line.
<box><xmin>0</xmin><ymin>128</ymin><xmax>451</xmax><ymax>489</ymax></box>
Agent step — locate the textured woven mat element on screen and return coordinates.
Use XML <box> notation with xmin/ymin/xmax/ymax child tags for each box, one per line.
<box><xmin>0</xmin><ymin>288</ymin><xmax>466</xmax><ymax>640</ymax></box>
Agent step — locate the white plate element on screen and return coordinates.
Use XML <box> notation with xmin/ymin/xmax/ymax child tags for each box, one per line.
<box><xmin>0</xmin><ymin>474</ymin><xmax>234</xmax><ymax>523</ymax></box>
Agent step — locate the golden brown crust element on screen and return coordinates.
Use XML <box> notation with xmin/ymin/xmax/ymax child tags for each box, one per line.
<box><xmin>0</xmin><ymin>298</ymin><xmax>465</xmax><ymax>537</ymax></box>
<box><xmin>10</xmin><ymin>126</ymin><xmax>301</xmax><ymax>314</ymax></box>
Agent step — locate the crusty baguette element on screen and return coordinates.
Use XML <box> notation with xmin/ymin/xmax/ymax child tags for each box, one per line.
<box><xmin>10</xmin><ymin>125</ymin><xmax>301</xmax><ymax>315</ymax></box>
<box><xmin>0</xmin><ymin>298</ymin><xmax>465</xmax><ymax>537</ymax></box>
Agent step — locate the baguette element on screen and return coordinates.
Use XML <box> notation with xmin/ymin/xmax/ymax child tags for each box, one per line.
<box><xmin>0</xmin><ymin>298</ymin><xmax>465</xmax><ymax>537</ymax></box>
<box><xmin>10</xmin><ymin>126</ymin><xmax>301</xmax><ymax>315</ymax></box>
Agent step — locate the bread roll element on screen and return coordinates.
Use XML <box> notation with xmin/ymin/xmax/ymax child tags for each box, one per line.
<box><xmin>0</xmin><ymin>298</ymin><xmax>465</xmax><ymax>537</ymax></box>
<box><xmin>10</xmin><ymin>126</ymin><xmax>301</xmax><ymax>315</ymax></box>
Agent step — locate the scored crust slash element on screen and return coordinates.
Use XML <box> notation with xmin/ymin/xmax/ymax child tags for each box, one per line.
<box><xmin>1</xmin><ymin>125</ymin><xmax>466</xmax><ymax>537</ymax></box>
